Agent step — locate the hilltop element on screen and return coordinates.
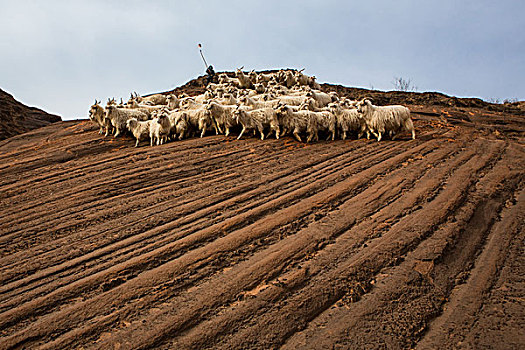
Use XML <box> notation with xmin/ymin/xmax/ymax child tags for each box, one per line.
<box><xmin>0</xmin><ymin>74</ymin><xmax>524</xmax><ymax>349</ymax></box>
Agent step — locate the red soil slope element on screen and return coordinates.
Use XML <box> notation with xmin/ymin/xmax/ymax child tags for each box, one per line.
<box><xmin>0</xmin><ymin>79</ymin><xmax>523</xmax><ymax>349</ymax></box>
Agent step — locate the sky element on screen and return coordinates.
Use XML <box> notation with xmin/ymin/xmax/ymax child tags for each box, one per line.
<box><xmin>1</xmin><ymin>0</ymin><xmax>524</xmax><ymax>120</ymax></box>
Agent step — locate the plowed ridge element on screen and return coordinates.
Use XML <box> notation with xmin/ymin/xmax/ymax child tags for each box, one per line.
<box><xmin>0</xmin><ymin>112</ymin><xmax>524</xmax><ymax>349</ymax></box>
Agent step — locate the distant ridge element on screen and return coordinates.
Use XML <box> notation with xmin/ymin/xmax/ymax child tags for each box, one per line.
<box><xmin>0</xmin><ymin>88</ymin><xmax>62</xmax><ymax>141</ymax></box>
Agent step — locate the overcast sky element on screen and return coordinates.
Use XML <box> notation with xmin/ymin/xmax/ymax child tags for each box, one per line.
<box><xmin>1</xmin><ymin>0</ymin><xmax>523</xmax><ymax>120</ymax></box>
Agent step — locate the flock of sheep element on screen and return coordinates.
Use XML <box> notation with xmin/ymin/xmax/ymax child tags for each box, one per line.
<box><xmin>88</xmin><ymin>68</ymin><xmax>416</xmax><ymax>147</ymax></box>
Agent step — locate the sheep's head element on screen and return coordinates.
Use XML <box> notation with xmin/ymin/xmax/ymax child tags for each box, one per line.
<box><xmin>104</xmin><ymin>105</ymin><xmax>116</xmax><ymax>121</ymax></box>
<box><xmin>126</xmin><ymin>118</ymin><xmax>138</xmax><ymax>130</ymax></box>
<box><xmin>356</xmin><ymin>98</ymin><xmax>372</xmax><ymax>114</ymax></box>
<box><xmin>232</xmin><ymin>108</ymin><xmax>242</xmax><ymax>122</ymax></box>
<box><xmin>275</xmin><ymin>104</ymin><xmax>289</xmax><ymax>116</ymax></box>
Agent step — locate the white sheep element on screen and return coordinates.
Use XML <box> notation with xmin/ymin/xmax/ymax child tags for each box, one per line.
<box><xmin>276</xmin><ymin>95</ymin><xmax>308</xmax><ymax>106</ymax></box>
<box><xmin>306</xmin><ymin>110</ymin><xmax>336</xmax><ymax>142</ymax></box>
<box><xmin>273</xmin><ymin>104</ymin><xmax>310</xmax><ymax>142</ymax></box>
<box><xmin>166</xmin><ymin>94</ymin><xmax>180</xmax><ymax>109</ymax></box>
<box><xmin>197</xmin><ymin>110</ymin><xmax>220</xmax><ymax>138</ymax></box>
<box><xmin>126</xmin><ymin>118</ymin><xmax>155</xmax><ymax>147</ymax></box>
<box><xmin>181</xmin><ymin>107</ymin><xmax>210</xmax><ymax>137</ymax></box>
<box><xmin>206</xmin><ymin>101</ymin><xmax>241</xmax><ymax>136</ymax></box>
<box><xmin>179</xmin><ymin>97</ymin><xmax>203</xmax><ymax>110</ymax></box>
<box><xmin>126</xmin><ymin>99</ymin><xmax>164</xmax><ymax>117</ymax></box>
<box><xmin>306</xmin><ymin>90</ymin><xmax>333</xmax><ymax>108</ymax></box>
<box><xmin>233</xmin><ymin>107</ymin><xmax>276</xmax><ymax>140</ymax></box>
<box><xmin>253</xmin><ymin>83</ymin><xmax>266</xmax><ymax>94</ymax></box>
<box><xmin>89</xmin><ymin>100</ymin><xmax>107</xmax><ymax>134</ymax></box>
<box><xmin>328</xmin><ymin>103</ymin><xmax>367</xmax><ymax>140</ymax></box>
<box><xmin>104</xmin><ymin>105</ymin><xmax>149</xmax><ymax>137</ymax></box>
<box><xmin>248</xmin><ymin>70</ymin><xmax>258</xmax><ymax>84</ymax></box>
<box><xmin>284</xmin><ymin>70</ymin><xmax>298</xmax><ymax>88</ymax></box>
<box><xmin>356</xmin><ymin>99</ymin><xmax>416</xmax><ymax>141</ymax></box>
<box><xmin>235</xmin><ymin>67</ymin><xmax>254</xmax><ymax>89</ymax></box>
<box><xmin>132</xmin><ymin>92</ymin><xmax>167</xmax><ymax>106</ymax></box>
<box><xmin>218</xmin><ymin>73</ymin><xmax>241</xmax><ymax>88</ymax></box>
<box><xmin>240</xmin><ymin>95</ymin><xmax>279</xmax><ymax>109</ymax></box>
<box><xmin>149</xmin><ymin>112</ymin><xmax>172</xmax><ymax>146</ymax></box>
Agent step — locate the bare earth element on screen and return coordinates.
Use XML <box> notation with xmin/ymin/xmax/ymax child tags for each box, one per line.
<box><xmin>0</xmin><ymin>85</ymin><xmax>524</xmax><ymax>349</ymax></box>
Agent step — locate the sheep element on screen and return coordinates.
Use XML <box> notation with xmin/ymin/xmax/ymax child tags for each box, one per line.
<box><xmin>306</xmin><ymin>110</ymin><xmax>336</xmax><ymax>142</ymax></box>
<box><xmin>299</xmin><ymin>98</ymin><xmax>323</xmax><ymax>112</ymax></box>
<box><xmin>126</xmin><ymin>118</ymin><xmax>155</xmax><ymax>147</ymax></box>
<box><xmin>173</xmin><ymin>113</ymin><xmax>190</xmax><ymax>140</ymax></box>
<box><xmin>166</xmin><ymin>94</ymin><xmax>180</xmax><ymax>109</ymax></box>
<box><xmin>179</xmin><ymin>97</ymin><xmax>202</xmax><ymax>110</ymax></box>
<box><xmin>104</xmin><ymin>105</ymin><xmax>149</xmax><ymax>137</ymax></box>
<box><xmin>233</xmin><ymin>107</ymin><xmax>277</xmax><ymax>140</ymax></box>
<box><xmin>240</xmin><ymin>95</ymin><xmax>279</xmax><ymax>109</ymax></box>
<box><xmin>126</xmin><ymin>99</ymin><xmax>164</xmax><ymax>117</ymax></box>
<box><xmin>284</xmin><ymin>70</ymin><xmax>298</xmax><ymax>88</ymax></box>
<box><xmin>182</xmin><ymin>107</ymin><xmax>210</xmax><ymax>137</ymax></box>
<box><xmin>132</xmin><ymin>92</ymin><xmax>167</xmax><ymax>106</ymax></box>
<box><xmin>235</xmin><ymin>67</ymin><xmax>254</xmax><ymax>89</ymax></box>
<box><xmin>253</xmin><ymin>83</ymin><xmax>266</xmax><ymax>94</ymax></box>
<box><xmin>218</xmin><ymin>73</ymin><xmax>240</xmax><ymax>87</ymax></box>
<box><xmin>273</xmin><ymin>104</ymin><xmax>310</xmax><ymax>142</ymax></box>
<box><xmin>197</xmin><ymin>109</ymin><xmax>220</xmax><ymax>138</ymax></box>
<box><xmin>328</xmin><ymin>103</ymin><xmax>367</xmax><ymax>140</ymax></box>
<box><xmin>276</xmin><ymin>95</ymin><xmax>308</xmax><ymax>106</ymax></box>
<box><xmin>206</xmin><ymin>101</ymin><xmax>240</xmax><ymax>136</ymax></box>
<box><xmin>194</xmin><ymin>91</ymin><xmax>214</xmax><ymax>104</ymax></box>
<box><xmin>294</xmin><ymin>71</ymin><xmax>320</xmax><ymax>89</ymax></box>
<box><xmin>356</xmin><ymin>98</ymin><xmax>416</xmax><ymax>141</ymax></box>
<box><xmin>306</xmin><ymin>90</ymin><xmax>333</xmax><ymax>108</ymax></box>
<box><xmin>217</xmin><ymin>93</ymin><xmax>238</xmax><ymax>106</ymax></box>
<box><xmin>256</xmin><ymin>72</ymin><xmax>275</xmax><ymax>86</ymax></box>
<box><xmin>149</xmin><ymin>112</ymin><xmax>172</xmax><ymax>146</ymax></box>
<box><xmin>89</xmin><ymin>100</ymin><xmax>107</xmax><ymax>134</ymax></box>
<box><xmin>341</xmin><ymin>98</ymin><xmax>358</xmax><ymax>109</ymax></box>
<box><xmin>248</xmin><ymin>70</ymin><xmax>258</xmax><ymax>84</ymax></box>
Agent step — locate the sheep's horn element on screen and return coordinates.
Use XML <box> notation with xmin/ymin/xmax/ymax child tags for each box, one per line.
<box><xmin>239</xmin><ymin>66</ymin><xmax>244</xmax><ymax>70</ymax></box>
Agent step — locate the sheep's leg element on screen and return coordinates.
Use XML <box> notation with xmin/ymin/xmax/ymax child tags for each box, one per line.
<box><xmin>225</xmin><ymin>127</ymin><xmax>230</xmax><ymax>137</ymax></box>
<box><xmin>275</xmin><ymin>128</ymin><xmax>280</xmax><ymax>139</ymax></box>
<box><xmin>237</xmin><ymin>126</ymin><xmax>246</xmax><ymax>140</ymax></box>
<box><xmin>377</xmin><ymin>132</ymin><xmax>382</xmax><ymax>142</ymax></box>
<box><xmin>259</xmin><ymin>126</ymin><xmax>265</xmax><ymax>140</ymax></box>
<box><xmin>200</xmin><ymin>126</ymin><xmax>206</xmax><ymax>138</ymax></box>
<box><xmin>293</xmin><ymin>128</ymin><xmax>302</xmax><ymax>142</ymax></box>
<box><xmin>307</xmin><ymin>133</ymin><xmax>313</xmax><ymax>143</ymax></box>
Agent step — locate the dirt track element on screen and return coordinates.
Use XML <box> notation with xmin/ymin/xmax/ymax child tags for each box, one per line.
<box><xmin>0</xmin><ymin>104</ymin><xmax>524</xmax><ymax>349</ymax></box>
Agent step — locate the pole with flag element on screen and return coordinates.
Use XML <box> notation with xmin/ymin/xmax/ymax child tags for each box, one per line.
<box><xmin>198</xmin><ymin>43</ymin><xmax>208</xmax><ymax>69</ymax></box>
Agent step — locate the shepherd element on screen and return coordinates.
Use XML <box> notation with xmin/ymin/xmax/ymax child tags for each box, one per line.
<box><xmin>198</xmin><ymin>43</ymin><xmax>215</xmax><ymax>85</ymax></box>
